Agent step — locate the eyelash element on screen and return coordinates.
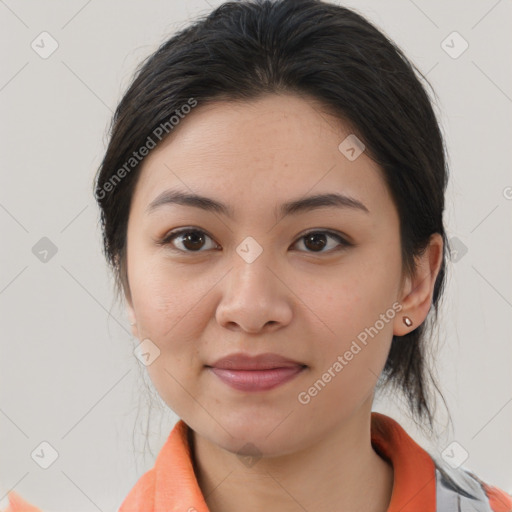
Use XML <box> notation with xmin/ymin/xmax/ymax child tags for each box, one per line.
<box><xmin>156</xmin><ymin>228</ymin><xmax>352</xmax><ymax>254</ymax></box>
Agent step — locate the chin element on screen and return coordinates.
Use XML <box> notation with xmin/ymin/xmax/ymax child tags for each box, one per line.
<box><xmin>216</xmin><ymin>421</ymin><xmax>302</xmax><ymax>458</ymax></box>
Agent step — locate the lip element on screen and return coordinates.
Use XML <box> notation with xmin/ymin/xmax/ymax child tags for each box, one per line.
<box><xmin>206</xmin><ymin>352</ymin><xmax>307</xmax><ymax>392</ymax></box>
<box><xmin>208</xmin><ymin>352</ymin><xmax>305</xmax><ymax>370</ymax></box>
<box><xmin>208</xmin><ymin>366</ymin><xmax>306</xmax><ymax>392</ymax></box>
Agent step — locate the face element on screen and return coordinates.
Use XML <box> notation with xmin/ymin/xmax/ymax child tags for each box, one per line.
<box><xmin>125</xmin><ymin>93</ymin><xmax>409</xmax><ymax>456</ymax></box>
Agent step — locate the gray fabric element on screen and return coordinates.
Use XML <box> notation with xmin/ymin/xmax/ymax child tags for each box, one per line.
<box><xmin>436</xmin><ymin>468</ymin><xmax>493</xmax><ymax>512</ymax></box>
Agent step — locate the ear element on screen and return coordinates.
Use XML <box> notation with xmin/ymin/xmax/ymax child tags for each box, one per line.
<box><xmin>119</xmin><ymin>258</ymin><xmax>139</xmax><ymax>339</ymax></box>
<box><xmin>125</xmin><ymin>293</ymin><xmax>140</xmax><ymax>340</ymax></box>
<box><xmin>394</xmin><ymin>233</ymin><xmax>444</xmax><ymax>336</ymax></box>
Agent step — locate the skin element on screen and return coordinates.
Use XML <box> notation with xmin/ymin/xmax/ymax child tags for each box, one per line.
<box><xmin>124</xmin><ymin>93</ymin><xmax>443</xmax><ymax>512</ymax></box>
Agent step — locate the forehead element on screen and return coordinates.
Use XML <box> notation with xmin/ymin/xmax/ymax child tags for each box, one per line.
<box><xmin>131</xmin><ymin>94</ymin><xmax>394</xmax><ymax>221</ymax></box>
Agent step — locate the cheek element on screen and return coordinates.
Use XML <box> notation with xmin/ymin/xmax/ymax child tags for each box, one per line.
<box><xmin>301</xmin><ymin>284</ymin><xmax>395</xmax><ymax>417</ymax></box>
<box><xmin>129</xmin><ymin>253</ymin><xmax>210</xmax><ymax>340</ymax></box>
<box><xmin>302</xmin><ymin>252</ymin><xmax>400</xmax><ymax>393</ymax></box>
<box><xmin>305</xmin><ymin>259</ymin><xmax>399</xmax><ymax>344</ymax></box>
<box><xmin>129</xmin><ymin>259</ymin><xmax>212</xmax><ymax>415</ymax></box>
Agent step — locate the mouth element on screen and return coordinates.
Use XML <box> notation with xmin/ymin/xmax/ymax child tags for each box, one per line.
<box><xmin>205</xmin><ymin>365</ymin><xmax>307</xmax><ymax>392</ymax></box>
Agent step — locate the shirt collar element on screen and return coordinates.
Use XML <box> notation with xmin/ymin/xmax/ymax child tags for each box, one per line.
<box><xmin>121</xmin><ymin>412</ymin><xmax>436</xmax><ymax>512</ymax></box>
<box><xmin>371</xmin><ymin>412</ymin><xmax>436</xmax><ymax>511</ymax></box>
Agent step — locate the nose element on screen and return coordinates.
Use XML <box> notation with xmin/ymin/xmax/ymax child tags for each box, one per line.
<box><xmin>215</xmin><ymin>249</ymin><xmax>293</xmax><ymax>334</ymax></box>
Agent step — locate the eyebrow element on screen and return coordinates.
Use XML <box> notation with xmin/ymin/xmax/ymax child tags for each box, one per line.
<box><xmin>146</xmin><ymin>189</ymin><xmax>370</xmax><ymax>219</ymax></box>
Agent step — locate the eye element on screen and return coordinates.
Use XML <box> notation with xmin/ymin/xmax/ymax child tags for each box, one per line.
<box><xmin>292</xmin><ymin>230</ymin><xmax>351</xmax><ymax>253</ymax></box>
<box><xmin>158</xmin><ymin>228</ymin><xmax>219</xmax><ymax>252</ymax></box>
<box><xmin>157</xmin><ymin>228</ymin><xmax>351</xmax><ymax>254</ymax></box>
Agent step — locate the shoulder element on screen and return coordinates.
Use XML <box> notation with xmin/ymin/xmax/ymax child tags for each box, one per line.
<box><xmin>370</xmin><ymin>413</ymin><xmax>511</xmax><ymax>512</ymax></box>
<box><xmin>117</xmin><ymin>419</ymin><xmax>193</xmax><ymax>511</ymax></box>
<box><xmin>118</xmin><ymin>467</ymin><xmax>156</xmax><ymax>512</ymax></box>
<box><xmin>435</xmin><ymin>465</ymin><xmax>512</xmax><ymax>512</ymax></box>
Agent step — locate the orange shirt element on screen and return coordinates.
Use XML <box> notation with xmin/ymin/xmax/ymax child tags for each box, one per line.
<box><xmin>118</xmin><ymin>412</ymin><xmax>512</xmax><ymax>512</ymax></box>
<box><xmin>4</xmin><ymin>412</ymin><xmax>512</xmax><ymax>512</ymax></box>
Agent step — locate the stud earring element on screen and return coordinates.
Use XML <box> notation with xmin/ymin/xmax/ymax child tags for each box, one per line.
<box><xmin>130</xmin><ymin>321</ymin><xmax>136</xmax><ymax>326</ymax></box>
<box><xmin>402</xmin><ymin>316</ymin><xmax>413</xmax><ymax>327</ymax></box>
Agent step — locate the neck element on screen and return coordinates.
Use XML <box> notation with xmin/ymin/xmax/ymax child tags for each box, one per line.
<box><xmin>188</xmin><ymin>408</ymin><xmax>394</xmax><ymax>512</ymax></box>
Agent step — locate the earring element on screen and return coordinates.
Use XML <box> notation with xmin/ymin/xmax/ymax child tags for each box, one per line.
<box><xmin>130</xmin><ymin>321</ymin><xmax>136</xmax><ymax>326</ymax></box>
<box><xmin>402</xmin><ymin>316</ymin><xmax>413</xmax><ymax>327</ymax></box>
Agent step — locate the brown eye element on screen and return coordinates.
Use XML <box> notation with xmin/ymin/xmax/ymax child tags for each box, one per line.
<box><xmin>158</xmin><ymin>228</ymin><xmax>350</xmax><ymax>254</ymax></box>
<box><xmin>303</xmin><ymin>232</ymin><xmax>328</xmax><ymax>252</ymax></box>
<box><xmin>179</xmin><ymin>231</ymin><xmax>206</xmax><ymax>251</ymax></box>
<box><xmin>160</xmin><ymin>229</ymin><xmax>219</xmax><ymax>252</ymax></box>
<box><xmin>293</xmin><ymin>230</ymin><xmax>351</xmax><ymax>254</ymax></box>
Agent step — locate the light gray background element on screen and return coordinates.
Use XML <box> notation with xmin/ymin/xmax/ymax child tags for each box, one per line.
<box><xmin>1</xmin><ymin>1</ymin><xmax>511</xmax><ymax>511</ymax></box>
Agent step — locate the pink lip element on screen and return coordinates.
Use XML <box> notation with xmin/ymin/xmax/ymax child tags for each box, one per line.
<box><xmin>208</xmin><ymin>352</ymin><xmax>305</xmax><ymax>370</ymax></box>
<box><xmin>208</xmin><ymin>366</ymin><xmax>305</xmax><ymax>392</ymax></box>
<box><xmin>206</xmin><ymin>352</ymin><xmax>307</xmax><ymax>392</ymax></box>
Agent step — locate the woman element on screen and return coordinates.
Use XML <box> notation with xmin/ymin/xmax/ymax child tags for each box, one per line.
<box><xmin>4</xmin><ymin>0</ymin><xmax>511</xmax><ymax>511</ymax></box>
